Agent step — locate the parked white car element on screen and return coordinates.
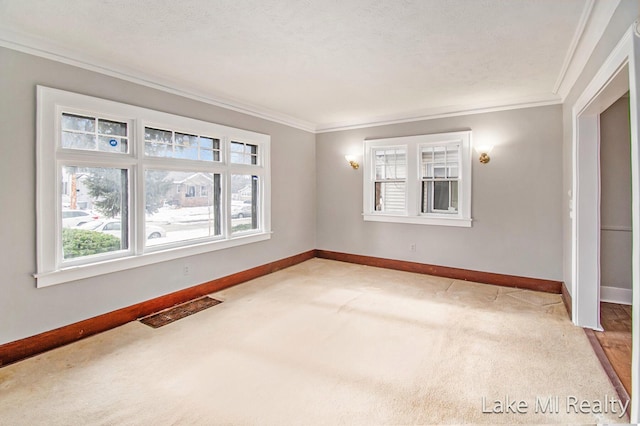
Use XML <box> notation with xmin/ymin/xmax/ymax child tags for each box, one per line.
<box><xmin>78</xmin><ymin>219</ymin><xmax>166</xmax><ymax>239</ymax></box>
<box><xmin>62</xmin><ymin>209</ymin><xmax>99</xmax><ymax>228</ymax></box>
<box><xmin>231</xmin><ymin>201</ymin><xmax>252</xmax><ymax>218</ymax></box>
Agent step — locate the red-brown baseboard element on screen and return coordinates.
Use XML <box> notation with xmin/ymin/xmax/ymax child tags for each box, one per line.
<box><xmin>561</xmin><ymin>282</ymin><xmax>572</xmax><ymax>319</ymax></box>
<box><xmin>0</xmin><ymin>250</ymin><xmax>315</xmax><ymax>367</ymax></box>
<box><xmin>1</xmin><ymin>249</ymin><xmax>564</xmax><ymax>367</ymax></box>
<box><xmin>584</xmin><ymin>329</ymin><xmax>630</xmax><ymax>414</ymax></box>
<box><xmin>315</xmin><ymin>250</ymin><xmax>563</xmax><ymax>293</ymax></box>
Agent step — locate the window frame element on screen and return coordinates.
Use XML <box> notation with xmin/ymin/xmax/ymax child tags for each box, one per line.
<box><xmin>420</xmin><ymin>143</ymin><xmax>461</xmax><ymax>215</ymax></box>
<box><xmin>371</xmin><ymin>145</ymin><xmax>408</xmax><ymax>213</ymax></box>
<box><xmin>363</xmin><ymin>131</ymin><xmax>472</xmax><ymax>227</ymax></box>
<box><xmin>36</xmin><ymin>86</ymin><xmax>271</xmax><ymax>288</ymax></box>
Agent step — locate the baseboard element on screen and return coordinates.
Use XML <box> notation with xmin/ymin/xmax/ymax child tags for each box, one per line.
<box><xmin>600</xmin><ymin>286</ymin><xmax>633</xmax><ymax>305</ymax></box>
<box><xmin>0</xmin><ymin>249</ymin><xmax>315</xmax><ymax>367</ymax></box>
<box><xmin>315</xmin><ymin>250</ymin><xmax>563</xmax><ymax>293</ymax></box>
<box><xmin>561</xmin><ymin>282</ymin><xmax>572</xmax><ymax>320</ymax></box>
<box><xmin>584</xmin><ymin>329</ymin><xmax>630</xmax><ymax>414</ymax></box>
<box><xmin>1</xmin><ymin>249</ymin><xmax>564</xmax><ymax>367</ymax></box>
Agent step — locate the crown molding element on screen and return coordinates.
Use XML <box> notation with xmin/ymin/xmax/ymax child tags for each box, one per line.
<box><xmin>554</xmin><ymin>0</ymin><xmax>621</xmax><ymax>100</ymax></box>
<box><xmin>0</xmin><ymin>28</ymin><xmax>317</xmax><ymax>133</ymax></box>
<box><xmin>1</xmin><ymin>14</ymin><xmax>595</xmax><ymax>136</ymax></box>
<box><xmin>315</xmin><ymin>95</ymin><xmax>562</xmax><ymax>133</ymax></box>
<box><xmin>553</xmin><ymin>0</ymin><xmax>595</xmax><ymax>94</ymax></box>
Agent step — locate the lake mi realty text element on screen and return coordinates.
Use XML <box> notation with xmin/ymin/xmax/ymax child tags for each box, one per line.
<box><xmin>481</xmin><ymin>395</ymin><xmax>628</xmax><ymax>418</ymax></box>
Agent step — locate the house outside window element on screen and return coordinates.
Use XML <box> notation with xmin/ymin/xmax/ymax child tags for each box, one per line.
<box><xmin>36</xmin><ymin>86</ymin><xmax>271</xmax><ymax>288</ymax></box>
<box><xmin>363</xmin><ymin>131</ymin><xmax>472</xmax><ymax>227</ymax></box>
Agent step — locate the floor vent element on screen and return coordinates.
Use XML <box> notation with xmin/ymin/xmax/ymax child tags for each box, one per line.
<box><xmin>140</xmin><ymin>296</ymin><xmax>222</xmax><ymax>328</ymax></box>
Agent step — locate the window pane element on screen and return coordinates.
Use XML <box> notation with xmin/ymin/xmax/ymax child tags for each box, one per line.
<box><xmin>375</xmin><ymin>148</ymin><xmax>406</xmax><ymax>180</ymax></box>
<box><xmin>145</xmin><ymin>170</ymin><xmax>221</xmax><ymax>247</ymax></box>
<box><xmin>200</xmin><ymin>149</ymin><xmax>214</xmax><ymax>161</ymax></box>
<box><xmin>200</xmin><ymin>137</ymin><xmax>214</xmax><ymax>149</ymax></box>
<box><xmin>62</xmin><ymin>113</ymin><xmax>95</xmax><ymax>132</ymax></box>
<box><xmin>434</xmin><ymin>166</ymin><xmax>446</xmax><ymax>178</ymax></box>
<box><xmin>422</xmin><ymin>180</ymin><xmax>458</xmax><ymax>214</ymax></box>
<box><xmin>62</xmin><ymin>131</ymin><xmax>96</xmax><ymax>150</ymax></box>
<box><xmin>175</xmin><ymin>132</ymin><xmax>198</xmax><ymax>147</ymax></box>
<box><xmin>145</xmin><ymin>127</ymin><xmax>173</xmax><ymax>144</ymax></box>
<box><xmin>422</xmin><ymin>144</ymin><xmax>460</xmax><ymax>179</ymax></box>
<box><xmin>98</xmin><ymin>119</ymin><xmax>127</xmax><ymax>137</ymax></box>
<box><xmin>61</xmin><ymin>166</ymin><xmax>128</xmax><ymax>260</ymax></box>
<box><xmin>446</xmin><ymin>146</ymin><xmax>459</xmax><ymax>178</ymax></box>
<box><xmin>374</xmin><ymin>181</ymin><xmax>406</xmax><ymax>212</ymax></box>
<box><xmin>422</xmin><ymin>182</ymin><xmax>430</xmax><ymax>213</ymax></box>
<box><xmin>98</xmin><ymin>136</ymin><xmax>128</xmax><ymax>153</ymax></box>
<box><xmin>231</xmin><ymin>174</ymin><xmax>258</xmax><ymax>233</ymax></box>
<box><xmin>61</xmin><ymin>114</ymin><xmax>128</xmax><ymax>153</ymax></box>
<box><xmin>144</xmin><ymin>127</ymin><xmax>173</xmax><ymax>157</ymax></box>
<box><xmin>451</xmin><ymin>181</ymin><xmax>459</xmax><ymax>211</ymax></box>
<box><xmin>433</xmin><ymin>181</ymin><xmax>450</xmax><ymax>211</ymax></box>
<box><xmin>174</xmin><ymin>146</ymin><xmax>199</xmax><ymax>160</ymax></box>
<box><xmin>231</xmin><ymin>141</ymin><xmax>258</xmax><ymax>165</ymax></box>
<box><xmin>145</xmin><ymin>128</ymin><xmax>221</xmax><ymax>162</ymax></box>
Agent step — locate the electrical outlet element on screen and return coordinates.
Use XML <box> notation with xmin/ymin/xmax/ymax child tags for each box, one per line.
<box><xmin>410</xmin><ymin>243</ymin><xmax>416</xmax><ymax>252</ymax></box>
<box><xmin>183</xmin><ymin>265</ymin><xmax>190</xmax><ymax>276</ymax></box>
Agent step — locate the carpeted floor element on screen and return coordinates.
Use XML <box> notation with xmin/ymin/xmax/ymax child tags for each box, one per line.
<box><xmin>0</xmin><ymin>259</ymin><xmax>628</xmax><ymax>424</ymax></box>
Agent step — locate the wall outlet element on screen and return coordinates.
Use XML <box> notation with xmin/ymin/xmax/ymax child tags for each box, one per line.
<box><xmin>410</xmin><ymin>243</ymin><xmax>416</xmax><ymax>252</ymax></box>
<box><xmin>183</xmin><ymin>265</ymin><xmax>190</xmax><ymax>276</ymax></box>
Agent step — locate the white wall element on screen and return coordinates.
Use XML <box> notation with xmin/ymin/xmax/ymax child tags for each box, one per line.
<box><xmin>0</xmin><ymin>47</ymin><xmax>317</xmax><ymax>345</ymax></box>
<box><xmin>316</xmin><ymin>105</ymin><xmax>564</xmax><ymax>281</ymax></box>
<box><xmin>600</xmin><ymin>95</ymin><xmax>632</xmax><ymax>291</ymax></box>
<box><xmin>562</xmin><ymin>0</ymin><xmax>639</xmax><ymax>296</ymax></box>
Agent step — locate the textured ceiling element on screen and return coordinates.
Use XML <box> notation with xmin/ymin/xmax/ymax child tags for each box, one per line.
<box><xmin>0</xmin><ymin>0</ymin><xmax>588</xmax><ymax>130</ymax></box>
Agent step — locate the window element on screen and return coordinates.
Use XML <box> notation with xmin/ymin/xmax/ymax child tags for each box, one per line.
<box><xmin>373</xmin><ymin>148</ymin><xmax>407</xmax><ymax>212</ymax></box>
<box><xmin>36</xmin><ymin>86</ymin><xmax>271</xmax><ymax>287</ymax></box>
<box><xmin>363</xmin><ymin>131</ymin><xmax>472</xmax><ymax>227</ymax></box>
<box><xmin>61</xmin><ymin>113</ymin><xmax>129</xmax><ymax>153</ymax></box>
<box><xmin>230</xmin><ymin>141</ymin><xmax>258</xmax><ymax>164</ymax></box>
<box><xmin>421</xmin><ymin>145</ymin><xmax>460</xmax><ymax>214</ymax></box>
<box><xmin>144</xmin><ymin>127</ymin><xmax>221</xmax><ymax>161</ymax></box>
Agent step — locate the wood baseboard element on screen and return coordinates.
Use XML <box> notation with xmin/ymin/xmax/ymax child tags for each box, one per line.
<box><xmin>561</xmin><ymin>282</ymin><xmax>572</xmax><ymax>320</ymax></box>
<box><xmin>584</xmin><ymin>328</ymin><xmax>630</xmax><ymax>414</ymax></box>
<box><xmin>1</xmin><ymin>249</ymin><xmax>564</xmax><ymax>367</ymax></box>
<box><xmin>315</xmin><ymin>250</ymin><xmax>563</xmax><ymax>293</ymax></box>
<box><xmin>0</xmin><ymin>250</ymin><xmax>315</xmax><ymax>367</ymax></box>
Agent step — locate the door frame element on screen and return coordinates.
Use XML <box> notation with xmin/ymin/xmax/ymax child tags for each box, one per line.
<box><xmin>571</xmin><ymin>22</ymin><xmax>640</xmax><ymax>422</ymax></box>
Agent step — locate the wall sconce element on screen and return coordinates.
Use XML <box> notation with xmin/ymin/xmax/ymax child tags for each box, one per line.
<box><xmin>475</xmin><ymin>146</ymin><xmax>493</xmax><ymax>164</ymax></box>
<box><xmin>345</xmin><ymin>155</ymin><xmax>359</xmax><ymax>170</ymax></box>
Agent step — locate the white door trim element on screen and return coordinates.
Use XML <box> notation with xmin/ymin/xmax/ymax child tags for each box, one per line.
<box><xmin>571</xmin><ymin>21</ymin><xmax>639</xmax><ymax>422</ymax></box>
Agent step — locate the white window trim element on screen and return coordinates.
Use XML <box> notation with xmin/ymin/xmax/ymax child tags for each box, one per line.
<box><xmin>36</xmin><ymin>86</ymin><xmax>271</xmax><ymax>288</ymax></box>
<box><xmin>362</xmin><ymin>131</ymin><xmax>472</xmax><ymax>227</ymax></box>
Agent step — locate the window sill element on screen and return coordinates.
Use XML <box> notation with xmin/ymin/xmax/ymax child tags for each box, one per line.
<box><xmin>34</xmin><ymin>232</ymin><xmax>272</xmax><ymax>288</ymax></box>
<box><xmin>363</xmin><ymin>213</ymin><xmax>472</xmax><ymax>227</ymax></box>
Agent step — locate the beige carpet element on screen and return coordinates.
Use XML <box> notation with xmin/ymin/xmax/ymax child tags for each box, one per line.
<box><xmin>0</xmin><ymin>259</ymin><xmax>627</xmax><ymax>424</ymax></box>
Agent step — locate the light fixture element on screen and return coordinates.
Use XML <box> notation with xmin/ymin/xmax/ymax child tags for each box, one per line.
<box><xmin>475</xmin><ymin>145</ymin><xmax>493</xmax><ymax>164</ymax></box>
<box><xmin>345</xmin><ymin>155</ymin><xmax>359</xmax><ymax>170</ymax></box>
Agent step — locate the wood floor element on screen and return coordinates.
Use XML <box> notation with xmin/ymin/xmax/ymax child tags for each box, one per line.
<box><xmin>594</xmin><ymin>302</ymin><xmax>632</xmax><ymax>396</ymax></box>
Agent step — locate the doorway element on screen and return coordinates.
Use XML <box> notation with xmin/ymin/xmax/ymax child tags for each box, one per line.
<box><xmin>571</xmin><ymin>25</ymin><xmax>639</xmax><ymax>422</ymax></box>
<box><xmin>598</xmin><ymin>93</ymin><xmax>632</xmax><ymax>397</ymax></box>
<box><xmin>600</xmin><ymin>93</ymin><xmax>632</xmax><ymax>307</ymax></box>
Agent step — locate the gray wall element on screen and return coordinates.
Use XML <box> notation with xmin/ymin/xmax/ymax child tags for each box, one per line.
<box><xmin>0</xmin><ymin>47</ymin><xmax>317</xmax><ymax>344</ymax></box>
<box><xmin>316</xmin><ymin>105</ymin><xmax>564</xmax><ymax>281</ymax></box>
<box><xmin>600</xmin><ymin>95</ymin><xmax>632</xmax><ymax>290</ymax></box>
<box><xmin>562</xmin><ymin>0</ymin><xmax>639</xmax><ymax>296</ymax></box>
